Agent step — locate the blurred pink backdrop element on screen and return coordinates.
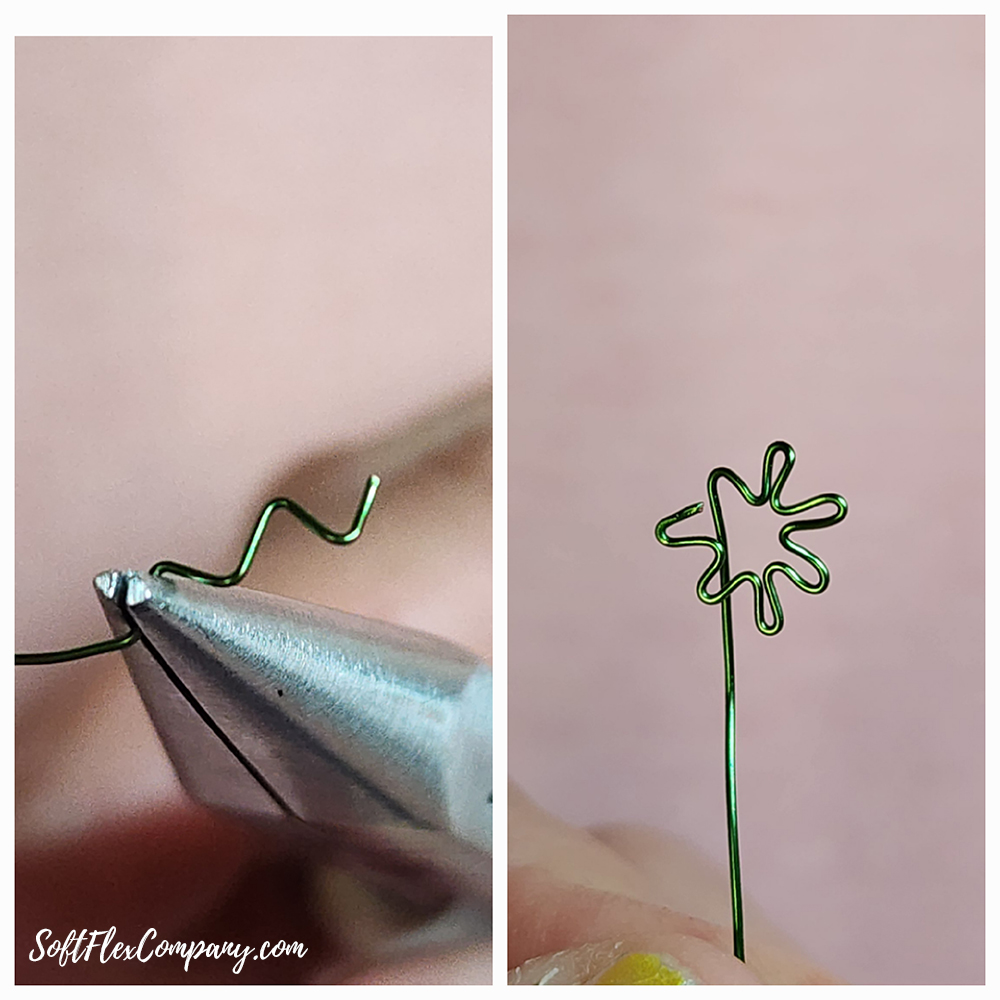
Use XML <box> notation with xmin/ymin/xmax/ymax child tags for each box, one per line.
<box><xmin>508</xmin><ymin>16</ymin><xmax>983</xmax><ymax>985</ymax></box>
<box><xmin>16</xmin><ymin>36</ymin><xmax>492</xmax><ymax>662</ymax></box>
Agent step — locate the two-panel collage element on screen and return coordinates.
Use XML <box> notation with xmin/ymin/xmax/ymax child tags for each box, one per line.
<box><xmin>14</xmin><ymin>17</ymin><xmax>984</xmax><ymax>990</ymax></box>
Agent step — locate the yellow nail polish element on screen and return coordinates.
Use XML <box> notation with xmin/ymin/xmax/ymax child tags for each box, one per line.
<box><xmin>595</xmin><ymin>952</ymin><xmax>690</xmax><ymax>985</ymax></box>
<box><xmin>509</xmin><ymin>942</ymin><xmax>697</xmax><ymax>985</ymax></box>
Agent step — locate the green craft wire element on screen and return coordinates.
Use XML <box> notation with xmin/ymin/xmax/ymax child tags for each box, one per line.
<box><xmin>720</xmin><ymin>559</ymin><xmax>745</xmax><ymax>962</ymax></box>
<box><xmin>655</xmin><ymin>441</ymin><xmax>847</xmax><ymax>963</ymax></box>
<box><xmin>14</xmin><ymin>475</ymin><xmax>380</xmax><ymax>667</ymax></box>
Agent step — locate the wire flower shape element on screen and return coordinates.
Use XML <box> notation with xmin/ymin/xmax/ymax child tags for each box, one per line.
<box><xmin>655</xmin><ymin>441</ymin><xmax>847</xmax><ymax>634</ymax></box>
<box><xmin>654</xmin><ymin>441</ymin><xmax>847</xmax><ymax>964</ymax></box>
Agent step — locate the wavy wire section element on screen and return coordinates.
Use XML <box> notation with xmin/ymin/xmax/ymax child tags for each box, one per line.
<box><xmin>14</xmin><ymin>475</ymin><xmax>380</xmax><ymax>666</ymax></box>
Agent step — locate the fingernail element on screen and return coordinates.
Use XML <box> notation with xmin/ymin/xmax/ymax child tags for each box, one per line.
<box><xmin>509</xmin><ymin>942</ymin><xmax>698</xmax><ymax>985</ymax></box>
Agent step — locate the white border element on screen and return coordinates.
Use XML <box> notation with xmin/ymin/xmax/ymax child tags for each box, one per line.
<box><xmin>8</xmin><ymin>5</ymin><xmax>496</xmax><ymax>36</ymax></box>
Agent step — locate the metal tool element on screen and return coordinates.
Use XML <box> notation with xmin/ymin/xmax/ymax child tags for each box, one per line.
<box><xmin>94</xmin><ymin>568</ymin><xmax>492</xmax><ymax>906</ymax></box>
<box><xmin>16</xmin><ymin>476</ymin><xmax>492</xmax><ymax>939</ymax></box>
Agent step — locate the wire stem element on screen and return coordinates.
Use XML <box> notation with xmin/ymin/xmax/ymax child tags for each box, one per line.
<box><xmin>721</xmin><ymin>592</ymin><xmax>746</xmax><ymax>961</ymax></box>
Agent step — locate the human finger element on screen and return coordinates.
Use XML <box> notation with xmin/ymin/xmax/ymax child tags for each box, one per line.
<box><xmin>509</xmin><ymin>784</ymin><xmax>840</xmax><ymax>984</ymax></box>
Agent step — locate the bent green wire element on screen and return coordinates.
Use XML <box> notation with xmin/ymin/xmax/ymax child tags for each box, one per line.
<box><xmin>14</xmin><ymin>475</ymin><xmax>380</xmax><ymax>667</ymax></box>
<box><xmin>655</xmin><ymin>441</ymin><xmax>847</xmax><ymax>963</ymax></box>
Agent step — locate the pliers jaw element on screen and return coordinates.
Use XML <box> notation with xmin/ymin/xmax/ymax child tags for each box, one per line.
<box><xmin>94</xmin><ymin>569</ymin><xmax>492</xmax><ymax>899</ymax></box>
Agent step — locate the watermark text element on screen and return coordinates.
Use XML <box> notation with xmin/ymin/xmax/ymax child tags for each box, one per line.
<box><xmin>30</xmin><ymin>927</ymin><xmax>307</xmax><ymax>975</ymax></box>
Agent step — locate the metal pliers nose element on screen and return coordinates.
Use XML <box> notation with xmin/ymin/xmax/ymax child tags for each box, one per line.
<box><xmin>95</xmin><ymin>569</ymin><xmax>492</xmax><ymax>897</ymax></box>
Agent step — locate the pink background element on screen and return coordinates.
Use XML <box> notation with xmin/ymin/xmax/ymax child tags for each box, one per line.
<box><xmin>508</xmin><ymin>16</ymin><xmax>983</xmax><ymax>985</ymax></box>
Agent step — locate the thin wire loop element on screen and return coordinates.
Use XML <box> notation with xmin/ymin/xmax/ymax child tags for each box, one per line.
<box><xmin>14</xmin><ymin>475</ymin><xmax>380</xmax><ymax>666</ymax></box>
<box><xmin>655</xmin><ymin>441</ymin><xmax>847</xmax><ymax>963</ymax></box>
<box><xmin>655</xmin><ymin>442</ymin><xmax>847</xmax><ymax>635</ymax></box>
